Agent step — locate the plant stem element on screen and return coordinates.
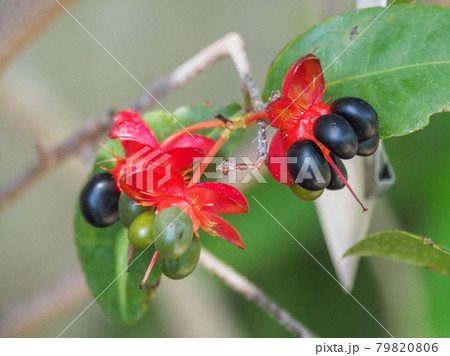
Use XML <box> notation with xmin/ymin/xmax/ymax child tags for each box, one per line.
<box><xmin>199</xmin><ymin>248</ymin><xmax>317</xmax><ymax>338</ymax></box>
<box><xmin>245</xmin><ymin>112</ymin><xmax>269</xmax><ymax>126</ymax></box>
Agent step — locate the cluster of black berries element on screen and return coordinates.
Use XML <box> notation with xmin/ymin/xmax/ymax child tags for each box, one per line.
<box><xmin>287</xmin><ymin>97</ymin><xmax>379</xmax><ymax>193</ymax></box>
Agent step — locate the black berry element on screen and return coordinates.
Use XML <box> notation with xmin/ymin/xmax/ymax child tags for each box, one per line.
<box><xmin>357</xmin><ymin>132</ymin><xmax>380</xmax><ymax>156</ymax></box>
<box><xmin>313</xmin><ymin>113</ymin><xmax>358</xmax><ymax>159</ymax></box>
<box><xmin>79</xmin><ymin>172</ymin><xmax>120</xmax><ymax>227</ymax></box>
<box><xmin>330</xmin><ymin>97</ymin><xmax>378</xmax><ymax>140</ymax></box>
<box><xmin>327</xmin><ymin>154</ymin><xmax>348</xmax><ymax>190</ymax></box>
<box><xmin>287</xmin><ymin>140</ymin><xmax>331</xmax><ymax>191</ymax></box>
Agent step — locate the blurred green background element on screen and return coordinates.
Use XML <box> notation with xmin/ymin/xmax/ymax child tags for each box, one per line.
<box><xmin>0</xmin><ymin>0</ymin><xmax>448</xmax><ymax>337</ymax></box>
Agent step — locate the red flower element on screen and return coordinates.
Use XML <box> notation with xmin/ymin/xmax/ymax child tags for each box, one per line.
<box><xmin>120</xmin><ymin>167</ymin><xmax>249</xmax><ymax>249</ymax></box>
<box><xmin>266</xmin><ymin>54</ymin><xmax>332</xmax><ymax>186</ymax></box>
<box><xmin>265</xmin><ymin>54</ymin><xmax>367</xmax><ymax>210</ymax></box>
<box><xmin>108</xmin><ymin>110</ymin><xmax>215</xmax><ymax>188</ymax></box>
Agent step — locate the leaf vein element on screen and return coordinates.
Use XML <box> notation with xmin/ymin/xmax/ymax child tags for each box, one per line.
<box><xmin>328</xmin><ymin>60</ymin><xmax>450</xmax><ymax>86</ymax></box>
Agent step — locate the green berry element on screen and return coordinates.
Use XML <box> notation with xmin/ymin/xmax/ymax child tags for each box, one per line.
<box><xmin>289</xmin><ymin>184</ymin><xmax>324</xmax><ymax>201</ymax></box>
<box><xmin>154</xmin><ymin>207</ymin><xmax>193</xmax><ymax>260</ymax></box>
<box><xmin>159</xmin><ymin>237</ymin><xmax>201</xmax><ymax>280</ymax></box>
<box><xmin>119</xmin><ymin>193</ymin><xmax>151</xmax><ymax>228</ymax></box>
<box><xmin>128</xmin><ymin>211</ymin><xmax>156</xmax><ymax>249</ymax></box>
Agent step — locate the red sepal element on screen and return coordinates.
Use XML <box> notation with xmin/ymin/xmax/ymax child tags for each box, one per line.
<box><xmin>268</xmin><ymin>130</ymin><xmax>293</xmax><ymax>186</ymax></box>
<box><xmin>109</xmin><ymin>110</ymin><xmax>160</xmax><ymax>157</ymax></box>
<box><xmin>201</xmin><ymin>210</ymin><xmax>246</xmax><ymax>249</ymax></box>
<box><xmin>120</xmin><ymin>166</ymin><xmax>186</xmax><ymax>204</ymax></box>
<box><xmin>188</xmin><ymin>182</ymin><xmax>249</xmax><ymax>214</ymax></box>
<box><xmin>266</xmin><ymin>97</ymin><xmax>300</xmax><ymax>131</ymax></box>
<box><xmin>282</xmin><ymin>54</ymin><xmax>325</xmax><ymax>108</ymax></box>
<box><xmin>162</xmin><ymin>134</ymin><xmax>215</xmax><ymax>153</ymax></box>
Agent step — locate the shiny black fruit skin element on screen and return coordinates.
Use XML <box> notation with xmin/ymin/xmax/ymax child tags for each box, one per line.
<box><xmin>313</xmin><ymin>114</ymin><xmax>358</xmax><ymax>159</ymax></box>
<box><xmin>80</xmin><ymin>172</ymin><xmax>120</xmax><ymax>227</ymax></box>
<box><xmin>327</xmin><ymin>154</ymin><xmax>348</xmax><ymax>190</ymax></box>
<box><xmin>287</xmin><ymin>140</ymin><xmax>331</xmax><ymax>191</ymax></box>
<box><xmin>357</xmin><ymin>132</ymin><xmax>380</xmax><ymax>156</ymax></box>
<box><xmin>330</xmin><ymin>97</ymin><xmax>378</xmax><ymax>140</ymax></box>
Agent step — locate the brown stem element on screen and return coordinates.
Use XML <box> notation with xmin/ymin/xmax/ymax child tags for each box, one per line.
<box><xmin>0</xmin><ymin>111</ymin><xmax>115</xmax><ymax>210</ymax></box>
<box><xmin>199</xmin><ymin>248</ymin><xmax>317</xmax><ymax>338</ymax></box>
<box><xmin>0</xmin><ymin>247</ymin><xmax>316</xmax><ymax>338</ymax></box>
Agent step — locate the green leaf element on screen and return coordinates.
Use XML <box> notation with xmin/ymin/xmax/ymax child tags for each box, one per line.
<box><xmin>263</xmin><ymin>4</ymin><xmax>450</xmax><ymax>139</ymax></box>
<box><xmin>75</xmin><ymin>103</ymin><xmax>243</xmax><ymax>324</ymax></box>
<box><xmin>345</xmin><ymin>230</ymin><xmax>450</xmax><ymax>277</ymax></box>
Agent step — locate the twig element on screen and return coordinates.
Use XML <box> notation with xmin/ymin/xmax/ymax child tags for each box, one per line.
<box><xmin>199</xmin><ymin>248</ymin><xmax>316</xmax><ymax>337</ymax></box>
<box><xmin>0</xmin><ymin>249</ymin><xmax>316</xmax><ymax>338</ymax></box>
<box><xmin>0</xmin><ymin>0</ymin><xmax>78</xmax><ymax>74</ymax></box>
<box><xmin>0</xmin><ymin>32</ymin><xmax>265</xmax><ymax>210</ymax></box>
<box><xmin>0</xmin><ymin>111</ymin><xmax>115</xmax><ymax>210</ymax></box>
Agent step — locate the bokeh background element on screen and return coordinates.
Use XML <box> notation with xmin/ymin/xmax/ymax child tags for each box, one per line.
<box><xmin>0</xmin><ymin>0</ymin><xmax>449</xmax><ymax>337</ymax></box>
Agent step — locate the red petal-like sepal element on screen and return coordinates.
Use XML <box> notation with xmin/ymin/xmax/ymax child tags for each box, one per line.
<box><xmin>188</xmin><ymin>182</ymin><xmax>249</xmax><ymax>214</ymax></box>
<box><xmin>268</xmin><ymin>130</ymin><xmax>293</xmax><ymax>186</ymax></box>
<box><xmin>164</xmin><ymin>134</ymin><xmax>215</xmax><ymax>170</ymax></box>
<box><xmin>282</xmin><ymin>54</ymin><xmax>325</xmax><ymax>109</ymax></box>
<box><xmin>162</xmin><ymin>134</ymin><xmax>215</xmax><ymax>153</ymax></box>
<box><xmin>266</xmin><ymin>97</ymin><xmax>300</xmax><ymax>131</ymax></box>
<box><xmin>109</xmin><ymin>110</ymin><xmax>160</xmax><ymax>156</ymax></box>
<box><xmin>164</xmin><ymin>147</ymin><xmax>202</xmax><ymax>170</ymax></box>
<box><xmin>201</xmin><ymin>210</ymin><xmax>246</xmax><ymax>249</ymax></box>
<box><xmin>120</xmin><ymin>166</ymin><xmax>186</xmax><ymax>204</ymax></box>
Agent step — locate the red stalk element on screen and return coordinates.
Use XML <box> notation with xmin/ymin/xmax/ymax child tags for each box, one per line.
<box><xmin>245</xmin><ymin>112</ymin><xmax>268</xmax><ymax>127</ymax></box>
<box><xmin>138</xmin><ymin>250</ymin><xmax>159</xmax><ymax>289</ymax></box>
<box><xmin>326</xmin><ymin>155</ymin><xmax>367</xmax><ymax>212</ymax></box>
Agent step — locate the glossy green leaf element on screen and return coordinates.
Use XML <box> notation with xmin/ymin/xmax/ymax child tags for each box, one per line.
<box><xmin>263</xmin><ymin>5</ymin><xmax>450</xmax><ymax>139</ymax></box>
<box><xmin>75</xmin><ymin>103</ymin><xmax>243</xmax><ymax>325</ymax></box>
<box><xmin>345</xmin><ymin>230</ymin><xmax>450</xmax><ymax>277</ymax></box>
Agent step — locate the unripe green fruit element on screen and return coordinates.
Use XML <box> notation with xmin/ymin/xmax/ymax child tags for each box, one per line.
<box><xmin>154</xmin><ymin>207</ymin><xmax>194</xmax><ymax>260</ymax></box>
<box><xmin>289</xmin><ymin>184</ymin><xmax>324</xmax><ymax>201</ymax></box>
<box><xmin>119</xmin><ymin>193</ymin><xmax>151</xmax><ymax>228</ymax></box>
<box><xmin>159</xmin><ymin>237</ymin><xmax>201</xmax><ymax>280</ymax></box>
<box><xmin>128</xmin><ymin>211</ymin><xmax>156</xmax><ymax>249</ymax></box>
